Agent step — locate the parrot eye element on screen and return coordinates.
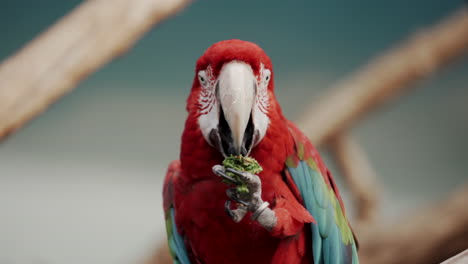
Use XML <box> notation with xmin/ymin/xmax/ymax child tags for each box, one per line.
<box><xmin>263</xmin><ymin>69</ymin><xmax>271</xmax><ymax>82</ymax></box>
<box><xmin>198</xmin><ymin>70</ymin><xmax>207</xmax><ymax>86</ymax></box>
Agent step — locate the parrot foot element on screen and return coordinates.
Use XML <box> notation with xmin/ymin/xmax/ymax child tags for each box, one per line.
<box><xmin>212</xmin><ymin>165</ymin><xmax>241</xmax><ymax>185</ymax></box>
<box><xmin>213</xmin><ymin>165</ymin><xmax>277</xmax><ymax>230</ymax></box>
<box><xmin>213</xmin><ymin>165</ymin><xmax>272</xmax><ymax>220</ymax></box>
<box><xmin>226</xmin><ymin>188</ymin><xmax>249</xmax><ymax>206</ymax></box>
<box><xmin>224</xmin><ymin>200</ymin><xmax>248</xmax><ymax>223</ymax></box>
<box><xmin>251</xmin><ymin>201</ymin><xmax>270</xmax><ymax>220</ymax></box>
<box><xmin>225</xmin><ymin>168</ymin><xmax>261</xmax><ymax>190</ymax></box>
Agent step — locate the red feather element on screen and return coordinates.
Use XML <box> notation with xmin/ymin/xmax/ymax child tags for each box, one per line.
<box><xmin>169</xmin><ymin>40</ymin><xmax>323</xmax><ymax>263</ymax></box>
<box><xmin>286</xmin><ymin>121</ymin><xmax>349</xmax><ymax>216</ymax></box>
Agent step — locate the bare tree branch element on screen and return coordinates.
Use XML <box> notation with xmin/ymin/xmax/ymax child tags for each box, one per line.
<box><xmin>359</xmin><ymin>185</ymin><xmax>468</xmax><ymax>264</ymax></box>
<box><xmin>441</xmin><ymin>249</ymin><xmax>468</xmax><ymax>264</ymax></box>
<box><xmin>329</xmin><ymin>134</ymin><xmax>380</xmax><ymax>229</ymax></box>
<box><xmin>295</xmin><ymin>8</ymin><xmax>468</xmax><ymax>263</ymax></box>
<box><xmin>0</xmin><ymin>0</ymin><xmax>191</xmax><ymax>141</ymax></box>
<box><xmin>150</xmin><ymin>8</ymin><xmax>468</xmax><ymax>264</ymax></box>
<box><xmin>2</xmin><ymin>1</ymin><xmax>462</xmax><ymax>262</ymax></box>
<box><xmin>297</xmin><ymin>8</ymin><xmax>468</xmax><ymax>146</ymax></box>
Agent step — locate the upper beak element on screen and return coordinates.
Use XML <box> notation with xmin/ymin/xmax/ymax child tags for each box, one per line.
<box><xmin>217</xmin><ymin>61</ymin><xmax>255</xmax><ymax>156</ymax></box>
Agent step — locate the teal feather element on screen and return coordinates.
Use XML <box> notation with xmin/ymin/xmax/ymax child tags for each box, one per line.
<box><xmin>312</xmin><ymin>226</ymin><xmax>322</xmax><ymax>264</ymax></box>
<box><xmin>168</xmin><ymin>208</ymin><xmax>191</xmax><ymax>264</ymax></box>
<box><xmin>287</xmin><ymin>159</ymin><xmax>359</xmax><ymax>264</ymax></box>
<box><xmin>164</xmin><ymin>161</ymin><xmax>191</xmax><ymax>264</ymax></box>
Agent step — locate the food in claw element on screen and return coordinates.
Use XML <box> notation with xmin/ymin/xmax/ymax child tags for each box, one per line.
<box><xmin>163</xmin><ymin>39</ymin><xmax>359</xmax><ymax>264</ymax></box>
<box><xmin>222</xmin><ymin>155</ymin><xmax>263</xmax><ymax>193</ymax></box>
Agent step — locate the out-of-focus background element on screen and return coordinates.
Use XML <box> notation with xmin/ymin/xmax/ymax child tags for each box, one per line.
<box><xmin>1</xmin><ymin>1</ymin><xmax>467</xmax><ymax>263</ymax></box>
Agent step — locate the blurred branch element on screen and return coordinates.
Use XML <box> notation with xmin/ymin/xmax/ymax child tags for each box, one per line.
<box><xmin>144</xmin><ymin>243</ymin><xmax>172</xmax><ymax>264</ymax></box>
<box><xmin>296</xmin><ymin>8</ymin><xmax>468</xmax><ymax>263</ymax></box>
<box><xmin>329</xmin><ymin>134</ymin><xmax>380</xmax><ymax>229</ymax></box>
<box><xmin>297</xmin><ymin>8</ymin><xmax>468</xmax><ymax>146</ymax></box>
<box><xmin>0</xmin><ymin>0</ymin><xmax>191</xmax><ymax>141</ymax></box>
<box><xmin>148</xmin><ymin>7</ymin><xmax>468</xmax><ymax>264</ymax></box>
<box><xmin>359</xmin><ymin>185</ymin><xmax>468</xmax><ymax>264</ymax></box>
<box><xmin>441</xmin><ymin>249</ymin><xmax>468</xmax><ymax>264</ymax></box>
<box><xmin>150</xmin><ymin>8</ymin><xmax>468</xmax><ymax>264</ymax></box>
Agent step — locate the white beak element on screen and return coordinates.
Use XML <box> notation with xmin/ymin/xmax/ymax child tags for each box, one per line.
<box><xmin>217</xmin><ymin>61</ymin><xmax>255</xmax><ymax>155</ymax></box>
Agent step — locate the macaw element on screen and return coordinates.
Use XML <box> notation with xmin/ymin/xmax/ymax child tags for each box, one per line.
<box><xmin>163</xmin><ymin>39</ymin><xmax>359</xmax><ymax>264</ymax></box>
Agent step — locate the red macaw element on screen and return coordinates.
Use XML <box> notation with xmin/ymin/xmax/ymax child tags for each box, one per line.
<box><xmin>163</xmin><ymin>39</ymin><xmax>359</xmax><ymax>264</ymax></box>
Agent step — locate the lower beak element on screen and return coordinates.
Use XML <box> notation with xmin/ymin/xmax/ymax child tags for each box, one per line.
<box><xmin>216</xmin><ymin>61</ymin><xmax>255</xmax><ymax>156</ymax></box>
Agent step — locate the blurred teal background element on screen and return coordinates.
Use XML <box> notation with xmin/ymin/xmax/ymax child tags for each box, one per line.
<box><xmin>1</xmin><ymin>0</ymin><xmax>467</xmax><ymax>263</ymax></box>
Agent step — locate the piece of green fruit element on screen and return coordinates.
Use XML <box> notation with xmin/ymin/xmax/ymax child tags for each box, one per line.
<box><xmin>222</xmin><ymin>155</ymin><xmax>263</xmax><ymax>194</ymax></box>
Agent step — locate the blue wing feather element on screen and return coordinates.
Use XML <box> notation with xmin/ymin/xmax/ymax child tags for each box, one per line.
<box><xmin>163</xmin><ymin>161</ymin><xmax>191</xmax><ymax>264</ymax></box>
<box><xmin>287</xmin><ymin>157</ymin><xmax>359</xmax><ymax>264</ymax></box>
<box><xmin>168</xmin><ymin>208</ymin><xmax>191</xmax><ymax>264</ymax></box>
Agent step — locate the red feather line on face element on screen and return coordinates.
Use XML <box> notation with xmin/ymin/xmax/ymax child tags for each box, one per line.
<box><xmin>255</xmin><ymin>63</ymin><xmax>271</xmax><ymax>115</ymax></box>
<box><xmin>166</xmin><ymin>40</ymin><xmax>359</xmax><ymax>264</ymax></box>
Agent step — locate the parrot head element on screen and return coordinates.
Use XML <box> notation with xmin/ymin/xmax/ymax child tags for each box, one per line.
<box><xmin>186</xmin><ymin>39</ymin><xmax>278</xmax><ymax>157</ymax></box>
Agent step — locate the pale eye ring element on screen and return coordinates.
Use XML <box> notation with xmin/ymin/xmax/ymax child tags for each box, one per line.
<box><xmin>198</xmin><ymin>70</ymin><xmax>207</xmax><ymax>86</ymax></box>
<box><xmin>263</xmin><ymin>69</ymin><xmax>271</xmax><ymax>82</ymax></box>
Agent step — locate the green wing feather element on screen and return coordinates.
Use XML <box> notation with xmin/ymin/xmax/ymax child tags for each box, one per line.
<box><xmin>163</xmin><ymin>161</ymin><xmax>191</xmax><ymax>264</ymax></box>
<box><xmin>286</xmin><ymin>124</ymin><xmax>359</xmax><ymax>264</ymax></box>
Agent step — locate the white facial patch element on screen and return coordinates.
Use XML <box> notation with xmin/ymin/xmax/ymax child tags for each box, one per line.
<box><xmin>252</xmin><ymin>63</ymin><xmax>271</xmax><ymax>146</ymax></box>
<box><xmin>197</xmin><ymin>66</ymin><xmax>219</xmax><ymax>146</ymax></box>
<box><xmin>197</xmin><ymin>62</ymin><xmax>272</xmax><ymax>149</ymax></box>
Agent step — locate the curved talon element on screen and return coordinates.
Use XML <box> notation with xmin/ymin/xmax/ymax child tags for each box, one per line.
<box><xmin>224</xmin><ymin>200</ymin><xmax>248</xmax><ymax>223</ymax></box>
<box><xmin>215</xmin><ymin>165</ymin><xmax>268</xmax><ymax>226</ymax></box>
<box><xmin>226</xmin><ymin>188</ymin><xmax>249</xmax><ymax>206</ymax></box>
<box><xmin>225</xmin><ymin>200</ymin><xmax>235</xmax><ymax>218</ymax></box>
<box><xmin>225</xmin><ymin>168</ymin><xmax>251</xmax><ymax>181</ymax></box>
<box><xmin>212</xmin><ymin>165</ymin><xmax>241</xmax><ymax>185</ymax></box>
<box><xmin>225</xmin><ymin>168</ymin><xmax>260</xmax><ymax>189</ymax></box>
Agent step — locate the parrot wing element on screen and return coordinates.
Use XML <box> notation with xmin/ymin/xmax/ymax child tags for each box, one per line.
<box><xmin>284</xmin><ymin>122</ymin><xmax>359</xmax><ymax>264</ymax></box>
<box><xmin>163</xmin><ymin>160</ymin><xmax>191</xmax><ymax>264</ymax></box>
